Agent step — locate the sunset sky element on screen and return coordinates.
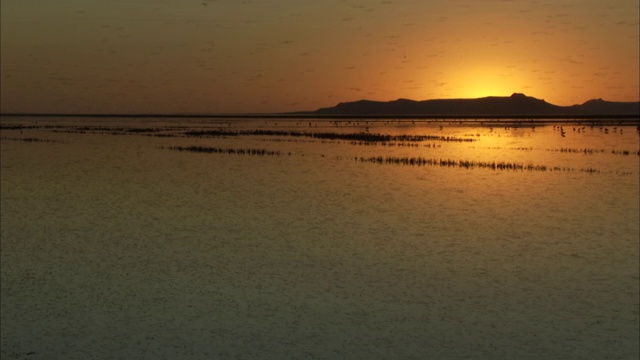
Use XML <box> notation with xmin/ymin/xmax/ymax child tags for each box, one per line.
<box><xmin>1</xmin><ymin>0</ymin><xmax>638</xmax><ymax>114</ymax></box>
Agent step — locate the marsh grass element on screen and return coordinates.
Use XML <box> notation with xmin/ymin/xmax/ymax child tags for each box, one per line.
<box><xmin>4</xmin><ymin>121</ymin><xmax>637</xmax><ymax>173</ymax></box>
<box><xmin>469</xmin><ymin>146</ymin><xmax>534</xmax><ymax>151</ymax></box>
<box><xmin>160</xmin><ymin>144</ymin><xmax>614</xmax><ymax>174</ymax></box>
<box><xmin>356</xmin><ymin>156</ymin><xmax>608</xmax><ymax>173</ymax></box>
<box><xmin>358</xmin><ymin>156</ymin><xmax>550</xmax><ymax>171</ymax></box>
<box><xmin>49</xmin><ymin>126</ymin><xmax>180</xmax><ymax>137</ymax></box>
<box><xmin>0</xmin><ymin>137</ymin><xmax>60</xmax><ymax>143</ymax></box>
<box><xmin>182</xmin><ymin>129</ymin><xmax>475</xmax><ymax>143</ymax></box>
<box><xmin>161</xmin><ymin>146</ymin><xmax>288</xmax><ymax>156</ymax></box>
<box><xmin>547</xmin><ymin>148</ymin><xmax>639</xmax><ymax>156</ymax></box>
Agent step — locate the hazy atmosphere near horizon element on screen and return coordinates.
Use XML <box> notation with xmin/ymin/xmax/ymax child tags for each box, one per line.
<box><xmin>1</xmin><ymin>0</ymin><xmax>639</xmax><ymax>114</ymax></box>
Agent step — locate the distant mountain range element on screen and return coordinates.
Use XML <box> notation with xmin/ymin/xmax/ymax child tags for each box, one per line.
<box><xmin>306</xmin><ymin>93</ymin><xmax>639</xmax><ymax>117</ymax></box>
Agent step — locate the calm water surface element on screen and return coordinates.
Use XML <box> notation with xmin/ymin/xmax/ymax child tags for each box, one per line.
<box><xmin>1</xmin><ymin>116</ymin><xmax>639</xmax><ymax>359</ymax></box>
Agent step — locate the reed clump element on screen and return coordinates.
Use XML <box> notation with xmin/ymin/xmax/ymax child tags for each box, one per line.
<box><xmin>359</xmin><ymin>156</ymin><xmax>612</xmax><ymax>173</ymax></box>
<box><xmin>0</xmin><ymin>137</ymin><xmax>59</xmax><ymax>143</ymax></box>
<box><xmin>611</xmin><ymin>149</ymin><xmax>637</xmax><ymax>156</ymax></box>
<box><xmin>43</xmin><ymin>125</ymin><xmax>174</xmax><ymax>137</ymax></box>
<box><xmin>357</xmin><ymin>156</ymin><xmax>549</xmax><ymax>171</ymax></box>
<box><xmin>549</xmin><ymin>147</ymin><xmax>639</xmax><ymax>156</ymax></box>
<box><xmin>161</xmin><ymin>146</ymin><xmax>286</xmax><ymax>156</ymax></box>
<box><xmin>550</xmin><ymin>148</ymin><xmax>607</xmax><ymax>154</ymax></box>
<box><xmin>0</xmin><ymin>125</ymin><xmax>44</xmax><ymax>130</ymax></box>
<box><xmin>183</xmin><ymin>129</ymin><xmax>475</xmax><ymax>143</ymax></box>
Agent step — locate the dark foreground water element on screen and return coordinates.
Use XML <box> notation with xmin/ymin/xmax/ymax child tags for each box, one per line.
<box><xmin>1</xmin><ymin>116</ymin><xmax>639</xmax><ymax>359</ymax></box>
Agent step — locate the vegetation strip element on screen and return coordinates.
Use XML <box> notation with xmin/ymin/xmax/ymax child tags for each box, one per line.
<box><xmin>161</xmin><ymin>146</ymin><xmax>287</xmax><ymax>156</ymax></box>
<box><xmin>183</xmin><ymin>129</ymin><xmax>475</xmax><ymax>143</ymax></box>
<box><xmin>0</xmin><ymin>137</ymin><xmax>59</xmax><ymax>143</ymax></box>
<box><xmin>357</xmin><ymin>156</ymin><xmax>603</xmax><ymax>173</ymax></box>
<box><xmin>160</xmin><ymin>145</ymin><xmax>613</xmax><ymax>174</ymax></box>
<box><xmin>547</xmin><ymin>148</ymin><xmax>638</xmax><ymax>156</ymax></box>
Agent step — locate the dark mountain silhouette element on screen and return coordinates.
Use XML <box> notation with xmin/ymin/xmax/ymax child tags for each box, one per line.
<box><xmin>309</xmin><ymin>93</ymin><xmax>639</xmax><ymax>117</ymax></box>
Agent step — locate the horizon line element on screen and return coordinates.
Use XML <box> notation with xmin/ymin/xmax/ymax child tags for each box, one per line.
<box><xmin>2</xmin><ymin>93</ymin><xmax>638</xmax><ymax>120</ymax></box>
<box><xmin>1</xmin><ymin>112</ymin><xmax>639</xmax><ymax>121</ymax></box>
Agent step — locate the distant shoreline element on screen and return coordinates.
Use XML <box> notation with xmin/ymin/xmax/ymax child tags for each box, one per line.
<box><xmin>3</xmin><ymin>94</ymin><xmax>638</xmax><ymax>121</ymax></box>
<box><xmin>1</xmin><ymin>112</ymin><xmax>639</xmax><ymax>125</ymax></box>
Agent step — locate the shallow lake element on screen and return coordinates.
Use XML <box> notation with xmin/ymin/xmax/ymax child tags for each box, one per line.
<box><xmin>1</xmin><ymin>116</ymin><xmax>639</xmax><ymax>359</ymax></box>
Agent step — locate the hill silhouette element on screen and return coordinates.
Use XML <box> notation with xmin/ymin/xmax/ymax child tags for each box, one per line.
<box><xmin>309</xmin><ymin>93</ymin><xmax>639</xmax><ymax>117</ymax></box>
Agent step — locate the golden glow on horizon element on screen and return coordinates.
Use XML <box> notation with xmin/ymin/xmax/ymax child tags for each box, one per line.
<box><xmin>0</xmin><ymin>0</ymin><xmax>638</xmax><ymax>113</ymax></box>
<box><xmin>448</xmin><ymin>67</ymin><xmax>520</xmax><ymax>100</ymax></box>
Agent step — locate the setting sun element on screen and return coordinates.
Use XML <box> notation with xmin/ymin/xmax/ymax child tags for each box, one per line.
<box><xmin>447</xmin><ymin>66</ymin><xmax>527</xmax><ymax>100</ymax></box>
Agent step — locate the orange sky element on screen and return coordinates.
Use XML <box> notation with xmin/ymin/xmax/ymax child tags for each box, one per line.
<box><xmin>1</xmin><ymin>0</ymin><xmax>638</xmax><ymax>114</ymax></box>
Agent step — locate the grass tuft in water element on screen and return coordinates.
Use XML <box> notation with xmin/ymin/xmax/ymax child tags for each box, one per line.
<box><xmin>161</xmin><ymin>146</ymin><xmax>287</xmax><ymax>156</ymax></box>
